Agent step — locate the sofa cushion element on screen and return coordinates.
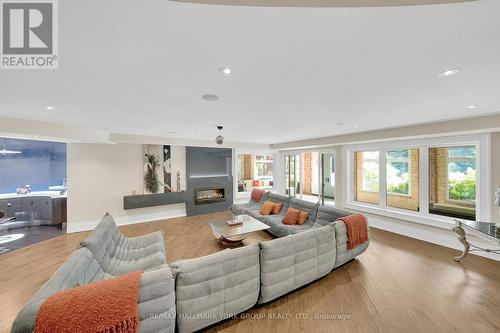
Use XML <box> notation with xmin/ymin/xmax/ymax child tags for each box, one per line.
<box><xmin>282</xmin><ymin>207</ymin><xmax>301</xmax><ymax>225</ymax></box>
<box><xmin>263</xmin><ymin>215</ymin><xmax>312</xmax><ymax>237</ymax></box>
<box><xmin>246</xmin><ymin>208</ymin><xmax>270</xmax><ymax>221</ymax></box>
<box><xmin>271</xmin><ymin>202</ymin><xmax>282</xmax><ymax>214</ymax></box>
<box><xmin>259</xmin><ymin>201</ymin><xmax>276</xmax><ymax>215</ymax></box>
<box><xmin>314</xmin><ymin>206</ymin><xmax>352</xmax><ymax>227</ymax></box>
<box><xmin>137</xmin><ymin>264</ymin><xmax>176</xmax><ymax>333</ymax></box>
<box><xmin>267</xmin><ymin>193</ymin><xmax>291</xmax><ymax>214</ymax></box>
<box><xmin>230</xmin><ymin>191</ymin><xmax>269</xmax><ymax>215</ymax></box>
<box><xmin>79</xmin><ymin>213</ymin><xmax>166</xmax><ymax>276</ymax></box>
<box><xmin>258</xmin><ymin>225</ymin><xmax>336</xmax><ymax>304</ymax></box>
<box><xmin>230</xmin><ymin>201</ymin><xmax>262</xmax><ymax>215</ymax></box>
<box><xmin>334</xmin><ymin>219</ymin><xmax>370</xmax><ymax>268</ymax></box>
<box><xmin>298</xmin><ymin>211</ymin><xmax>308</xmax><ymax>225</ymax></box>
<box><xmin>289</xmin><ymin>198</ymin><xmax>319</xmax><ymax>226</ymax></box>
<box><xmin>251</xmin><ymin>188</ymin><xmax>264</xmax><ymax>202</ymax></box>
<box><xmin>171</xmin><ymin>245</ymin><xmax>260</xmax><ymax>333</ymax></box>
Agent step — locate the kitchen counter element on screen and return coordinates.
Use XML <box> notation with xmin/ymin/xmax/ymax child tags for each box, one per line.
<box><xmin>0</xmin><ymin>191</ymin><xmax>67</xmax><ymax>200</ymax></box>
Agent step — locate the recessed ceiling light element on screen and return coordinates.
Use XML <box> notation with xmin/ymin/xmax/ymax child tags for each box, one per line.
<box><xmin>353</xmin><ymin>124</ymin><xmax>359</xmax><ymax>128</ymax></box>
<box><xmin>169</xmin><ymin>131</ymin><xmax>177</xmax><ymax>134</ymax></box>
<box><xmin>332</xmin><ymin>122</ymin><xmax>344</xmax><ymax>126</ymax></box>
<box><xmin>219</xmin><ymin>67</ymin><xmax>232</xmax><ymax>75</ymax></box>
<box><xmin>438</xmin><ymin>68</ymin><xmax>460</xmax><ymax>77</ymax></box>
<box><xmin>45</xmin><ymin>106</ymin><xmax>56</xmax><ymax>111</ymax></box>
<box><xmin>468</xmin><ymin>105</ymin><xmax>479</xmax><ymax>109</ymax></box>
<box><xmin>202</xmin><ymin>94</ymin><xmax>221</xmax><ymax>102</ymax></box>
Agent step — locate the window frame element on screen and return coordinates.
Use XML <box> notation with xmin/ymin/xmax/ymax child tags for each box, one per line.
<box><xmin>254</xmin><ymin>154</ymin><xmax>274</xmax><ymax>179</ymax></box>
<box><xmin>342</xmin><ymin>134</ymin><xmax>490</xmax><ymax>227</ymax></box>
<box><xmin>234</xmin><ymin>150</ymin><xmax>277</xmax><ymax>198</ymax></box>
<box><xmin>386</xmin><ymin>149</ymin><xmax>412</xmax><ymax>197</ymax></box>
<box><xmin>360</xmin><ymin>151</ymin><xmax>380</xmax><ymax>193</ymax></box>
<box><xmin>444</xmin><ymin>147</ymin><xmax>477</xmax><ymax>205</ymax></box>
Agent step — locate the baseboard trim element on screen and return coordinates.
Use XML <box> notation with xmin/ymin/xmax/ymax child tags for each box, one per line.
<box><xmin>67</xmin><ymin>204</ymin><xmax>187</xmax><ymax>233</ymax></box>
<box><xmin>364</xmin><ymin>213</ymin><xmax>500</xmax><ymax>262</ymax></box>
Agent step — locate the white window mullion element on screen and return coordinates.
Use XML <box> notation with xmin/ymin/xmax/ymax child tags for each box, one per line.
<box><xmin>419</xmin><ymin>147</ymin><xmax>429</xmax><ymax>216</ymax></box>
<box><xmin>379</xmin><ymin>149</ymin><xmax>387</xmax><ymax>209</ymax></box>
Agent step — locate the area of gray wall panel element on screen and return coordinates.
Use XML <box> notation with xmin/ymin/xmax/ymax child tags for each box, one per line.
<box><xmin>186</xmin><ymin>147</ymin><xmax>233</xmax><ymax>216</ymax></box>
<box><xmin>124</xmin><ymin>191</ymin><xmax>189</xmax><ymax>210</ymax></box>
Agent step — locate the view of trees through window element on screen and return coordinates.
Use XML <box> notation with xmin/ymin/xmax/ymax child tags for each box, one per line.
<box><xmin>354</xmin><ymin>151</ymin><xmax>380</xmax><ymax>205</ymax></box>
<box><xmin>361</xmin><ymin>151</ymin><xmax>379</xmax><ymax>192</ymax></box>
<box><xmin>429</xmin><ymin>146</ymin><xmax>476</xmax><ymax>220</ymax></box>
<box><xmin>353</xmin><ymin>144</ymin><xmax>478</xmax><ymax>220</ymax></box>
<box><xmin>447</xmin><ymin>147</ymin><xmax>476</xmax><ymax>202</ymax></box>
<box><xmin>386</xmin><ymin>150</ymin><xmax>410</xmax><ymax>195</ymax></box>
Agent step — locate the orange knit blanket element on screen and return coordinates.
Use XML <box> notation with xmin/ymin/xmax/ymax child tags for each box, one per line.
<box><xmin>34</xmin><ymin>271</ymin><xmax>142</xmax><ymax>333</ymax></box>
<box><xmin>337</xmin><ymin>214</ymin><xmax>368</xmax><ymax>250</ymax></box>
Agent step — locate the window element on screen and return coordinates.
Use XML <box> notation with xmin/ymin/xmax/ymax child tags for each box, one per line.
<box><xmin>354</xmin><ymin>151</ymin><xmax>379</xmax><ymax>204</ymax></box>
<box><xmin>361</xmin><ymin>152</ymin><xmax>379</xmax><ymax>192</ymax></box>
<box><xmin>255</xmin><ymin>155</ymin><xmax>273</xmax><ymax>179</ymax></box>
<box><xmin>0</xmin><ymin>138</ymin><xmax>67</xmax><ymax>194</ymax></box>
<box><xmin>429</xmin><ymin>146</ymin><xmax>476</xmax><ymax>220</ymax></box>
<box><xmin>237</xmin><ymin>154</ymin><xmax>273</xmax><ymax>193</ymax></box>
<box><xmin>386</xmin><ymin>149</ymin><xmax>419</xmax><ymax>212</ymax></box>
<box><xmin>347</xmin><ymin>136</ymin><xmax>485</xmax><ymax>222</ymax></box>
<box><xmin>447</xmin><ymin>147</ymin><xmax>476</xmax><ymax>202</ymax></box>
<box><xmin>386</xmin><ymin>150</ymin><xmax>410</xmax><ymax>195</ymax></box>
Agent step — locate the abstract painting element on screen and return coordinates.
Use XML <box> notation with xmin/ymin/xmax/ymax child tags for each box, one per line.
<box><xmin>143</xmin><ymin>145</ymin><xmax>172</xmax><ymax>193</ymax></box>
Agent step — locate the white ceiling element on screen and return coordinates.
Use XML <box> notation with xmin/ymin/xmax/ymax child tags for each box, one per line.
<box><xmin>0</xmin><ymin>0</ymin><xmax>499</xmax><ymax>145</ymax></box>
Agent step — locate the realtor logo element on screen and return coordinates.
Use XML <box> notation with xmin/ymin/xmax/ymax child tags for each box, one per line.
<box><xmin>1</xmin><ymin>0</ymin><xmax>58</xmax><ymax>69</ymax></box>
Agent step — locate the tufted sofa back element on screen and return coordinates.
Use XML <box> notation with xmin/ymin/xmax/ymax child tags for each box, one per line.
<box><xmin>267</xmin><ymin>193</ymin><xmax>291</xmax><ymax>214</ymax></box>
<box><xmin>313</xmin><ymin>205</ymin><xmax>352</xmax><ymax>227</ymax></box>
<box><xmin>289</xmin><ymin>198</ymin><xmax>319</xmax><ymax>226</ymax></box>
<box><xmin>79</xmin><ymin>213</ymin><xmax>166</xmax><ymax>276</ymax></box>
<box><xmin>170</xmin><ymin>245</ymin><xmax>260</xmax><ymax>333</ymax></box>
<box><xmin>258</xmin><ymin>224</ymin><xmax>336</xmax><ymax>304</ymax></box>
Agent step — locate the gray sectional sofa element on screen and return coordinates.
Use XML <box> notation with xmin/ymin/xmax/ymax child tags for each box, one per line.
<box><xmin>12</xmin><ymin>197</ymin><xmax>369</xmax><ymax>333</ymax></box>
<box><xmin>11</xmin><ymin>214</ymin><xmax>176</xmax><ymax>333</ymax></box>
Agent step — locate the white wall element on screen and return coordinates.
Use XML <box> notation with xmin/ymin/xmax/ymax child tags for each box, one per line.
<box><xmin>170</xmin><ymin>145</ymin><xmax>187</xmax><ymax>192</ymax></box>
<box><xmin>67</xmin><ymin>143</ymin><xmax>186</xmax><ymax>233</ymax></box>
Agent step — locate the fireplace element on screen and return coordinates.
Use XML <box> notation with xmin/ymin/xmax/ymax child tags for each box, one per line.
<box><xmin>195</xmin><ymin>187</ymin><xmax>226</xmax><ymax>205</ymax></box>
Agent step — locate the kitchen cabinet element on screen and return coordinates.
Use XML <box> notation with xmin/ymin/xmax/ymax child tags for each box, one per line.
<box><xmin>0</xmin><ymin>195</ymin><xmax>66</xmax><ymax>224</ymax></box>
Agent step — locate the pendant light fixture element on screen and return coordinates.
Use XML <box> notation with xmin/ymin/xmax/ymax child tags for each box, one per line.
<box><xmin>215</xmin><ymin>126</ymin><xmax>224</xmax><ymax>145</ymax></box>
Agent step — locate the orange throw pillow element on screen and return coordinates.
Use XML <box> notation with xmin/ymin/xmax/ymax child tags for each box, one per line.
<box><xmin>297</xmin><ymin>211</ymin><xmax>308</xmax><ymax>225</ymax></box>
<box><xmin>271</xmin><ymin>202</ymin><xmax>282</xmax><ymax>214</ymax></box>
<box><xmin>282</xmin><ymin>208</ymin><xmax>301</xmax><ymax>225</ymax></box>
<box><xmin>251</xmin><ymin>189</ymin><xmax>264</xmax><ymax>202</ymax></box>
<box><xmin>260</xmin><ymin>201</ymin><xmax>275</xmax><ymax>215</ymax></box>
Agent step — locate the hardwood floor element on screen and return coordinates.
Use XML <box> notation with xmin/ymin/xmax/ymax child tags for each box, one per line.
<box><xmin>1</xmin><ymin>211</ymin><xmax>499</xmax><ymax>333</ymax></box>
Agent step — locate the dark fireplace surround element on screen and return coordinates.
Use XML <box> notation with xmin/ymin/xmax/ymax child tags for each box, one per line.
<box><xmin>195</xmin><ymin>187</ymin><xmax>226</xmax><ymax>205</ymax></box>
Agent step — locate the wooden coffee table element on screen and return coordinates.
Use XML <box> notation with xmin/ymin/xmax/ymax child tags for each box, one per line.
<box><xmin>207</xmin><ymin>214</ymin><xmax>270</xmax><ymax>245</ymax></box>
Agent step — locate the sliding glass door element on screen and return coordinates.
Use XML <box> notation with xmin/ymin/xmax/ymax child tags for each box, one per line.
<box><xmin>321</xmin><ymin>153</ymin><xmax>335</xmax><ymax>205</ymax></box>
<box><xmin>285</xmin><ymin>154</ymin><xmax>300</xmax><ymax>198</ymax></box>
<box><xmin>285</xmin><ymin>152</ymin><xmax>335</xmax><ymax>205</ymax></box>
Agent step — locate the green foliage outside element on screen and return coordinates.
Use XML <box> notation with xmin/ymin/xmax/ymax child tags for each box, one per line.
<box><xmin>388</xmin><ymin>182</ymin><xmax>409</xmax><ymax>195</ymax></box>
<box><xmin>449</xmin><ymin>170</ymin><xmax>476</xmax><ymax>201</ymax></box>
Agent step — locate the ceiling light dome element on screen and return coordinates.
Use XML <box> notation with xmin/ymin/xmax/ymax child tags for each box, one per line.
<box><xmin>219</xmin><ymin>67</ymin><xmax>232</xmax><ymax>75</ymax></box>
<box><xmin>171</xmin><ymin>0</ymin><xmax>474</xmax><ymax>7</ymax></box>
<box><xmin>438</xmin><ymin>68</ymin><xmax>460</xmax><ymax>77</ymax></box>
<box><xmin>202</xmin><ymin>94</ymin><xmax>221</xmax><ymax>102</ymax></box>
